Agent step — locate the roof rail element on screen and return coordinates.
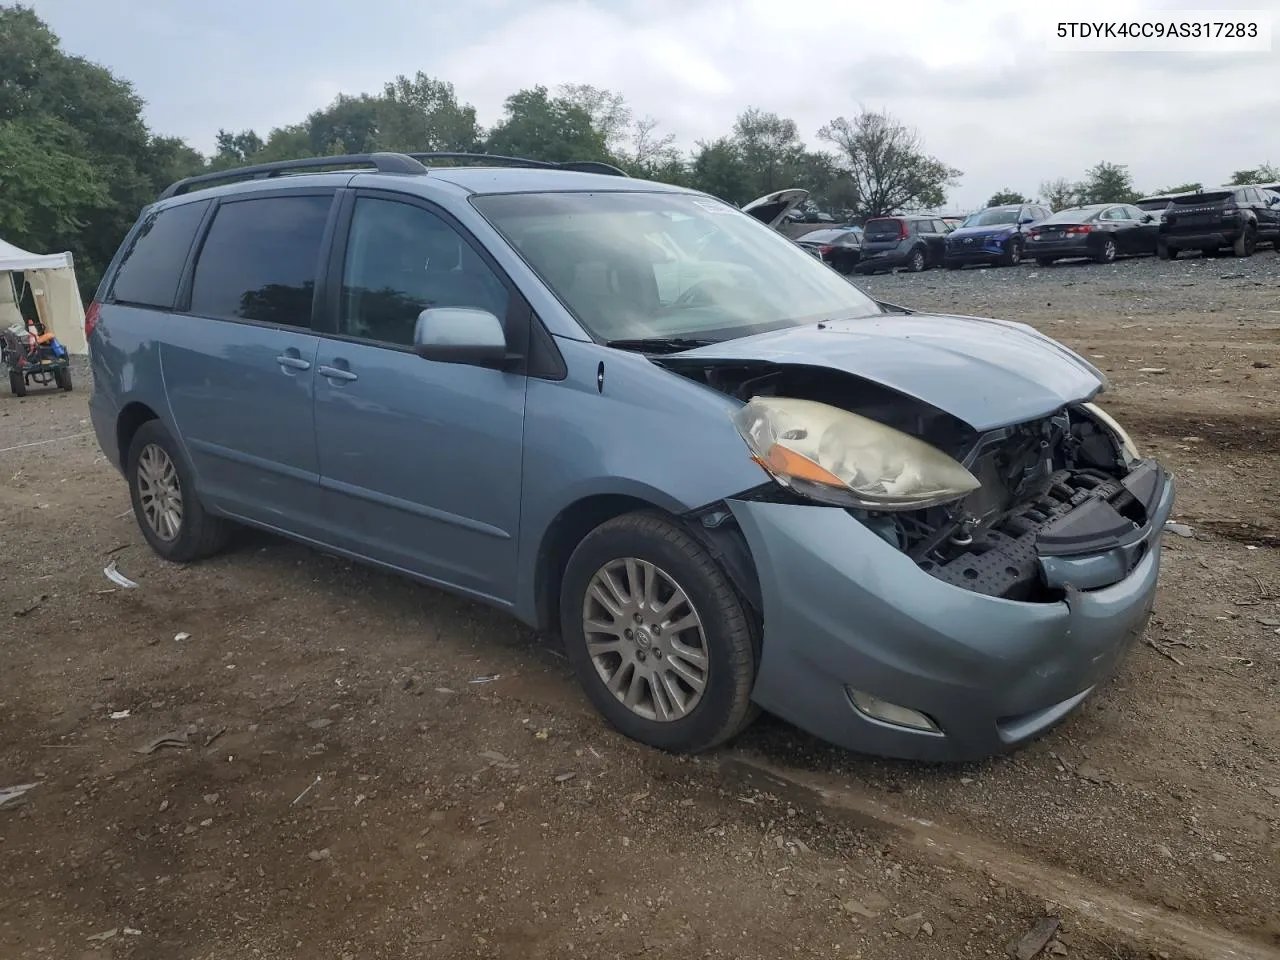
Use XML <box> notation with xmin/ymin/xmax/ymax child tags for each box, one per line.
<box><xmin>157</xmin><ymin>152</ymin><xmax>428</xmax><ymax>200</ymax></box>
<box><xmin>408</xmin><ymin>152</ymin><xmax>629</xmax><ymax>178</ymax></box>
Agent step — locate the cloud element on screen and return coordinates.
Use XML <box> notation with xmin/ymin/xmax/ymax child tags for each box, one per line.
<box><xmin>28</xmin><ymin>0</ymin><xmax>1280</xmax><ymax>208</ymax></box>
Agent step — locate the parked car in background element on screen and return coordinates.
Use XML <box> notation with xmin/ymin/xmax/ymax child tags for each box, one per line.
<box><xmin>793</xmin><ymin>227</ymin><xmax>862</xmax><ymax>274</ymax></box>
<box><xmin>854</xmin><ymin>215</ymin><xmax>950</xmax><ymax>274</ymax></box>
<box><xmin>1158</xmin><ymin>185</ymin><xmax>1280</xmax><ymax>259</ymax></box>
<box><xmin>1026</xmin><ymin>203</ymin><xmax>1159</xmax><ymax>265</ymax></box>
<box><xmin>743</xmin><ymin>188</ymin><xmax>810</xmax><ymax>230</ymax></box>
<box><xmin>943</xmin><ymin>203</ymin><xmax>1051</xmax><ymax>268</ymax></box>
<box><xmin>1134</xmin><ymin>192</ymin><xmax>1189</xmax><ymax>221</ymax></box>
<box><xmin>939</xmin><ymin>216</ymin><xmax>964</xmax><ymax>231</ymax></box>
<box><xmin>86</xmin><ymin>150</ymin><xmax>1174</xmax><ymax>763</ymax></box>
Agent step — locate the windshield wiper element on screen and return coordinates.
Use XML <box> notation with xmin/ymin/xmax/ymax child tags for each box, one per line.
<box><xmin>605</xmin><ymin>336</ymin><xmax>718</xmax><ymax>354</ymax></box>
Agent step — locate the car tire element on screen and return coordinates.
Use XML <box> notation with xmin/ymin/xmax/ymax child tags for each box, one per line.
<box><xmin>9</xmin><ymin>369</ymin><xmax>26</xmax><ymax>397</ymax></box>
<box><xmin>907</xmin><ymin>247</ymin><xmax>926</xmax><ymax>273</ymax></box>
<box><xmin>1001</xmin><ymin>239</ymin><xmax>1023</xmax><ymax>267</ymax></box>
<box><xmin>54</xmin><ymin>367</ymin><xmax>73</xmax><ymax>391</ymax></box>
<box><xmin>1035</xmin><ymin>257</ymin><xmax>1056</xmax><ymax>267</ymax></box>
<box><xmin>126</xmin><ymin>419</ymin><xmax>232</xmax><ymax>563</ymax></box>
<box><xmin>1094</xmin><ymin>238</ymin><xmax>1118</xmax><ymax>264</ymax></box>
<box><xmin>559</xmin><ymin>510</ymin><xmax>759</xmax><ymax>754</ymax></box>
<box><xmin>1233</xmin><ymin>225</ymin><xmax>1256</xmax><ymax>257</ymax></box>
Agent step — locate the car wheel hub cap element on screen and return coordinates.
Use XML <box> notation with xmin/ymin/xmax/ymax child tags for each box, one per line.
<box><xmin>137</xmin><ymin>443</ymin><xmax>183</xmax><ymax>542</ymax></box>
<box><xmin>582</xmin><ymin>557</ymin><xmax>709</xmax><ymax>722</ymax></box>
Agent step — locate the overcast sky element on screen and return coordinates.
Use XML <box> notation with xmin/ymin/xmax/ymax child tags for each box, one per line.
<box><xmin>29</xmin><ymin>0</ymin><xmax>1280</xmax><ymax>209</ymax></box>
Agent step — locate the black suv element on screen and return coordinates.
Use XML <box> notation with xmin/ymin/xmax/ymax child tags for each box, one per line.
<box><xmin>1158</xmin><ymin>186</ymin><xmax>1280</xmax><ymax>259</ymax></box>
<box><xmin>854</xmin><ymin>215</ymin><xmax>951</xmax><ymax>274</ymax></box>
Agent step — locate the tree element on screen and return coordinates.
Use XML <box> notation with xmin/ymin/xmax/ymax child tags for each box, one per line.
<box><xmin>1039</xmin><ymin>178</ymin><xmax>1079</xmax><ymax>210</ymax></box>
<box><xmin>484</xmin><ymin>86</ymin><xmax>609</xmax><ymax>163</ymax></box>
<box><xmin>689</xmin><ymin>138</ymin><xmax>753</xmax><ymax>205</ymax></box>
<box><xmin>0</xmin><ymin>116</ymin><xmax>107</xmax><ymax>244</ymax></box>
<box><xmin>624</xmin><ymin>116</ymin><xmax>683</xmax><ymax>181</ymax></box>
<box><xmin>304</xmin><ymin>93</ymin><xmax>382</xmax><ymax>155</ymax></box>
<box><xmin>1076</xmin><ymin>161</ymin><xmax>1138</xmax><ymax>204</ymax></box>
<box><xmin>556</xmin><ymin>83</ymin><xmax>632</xmax><ymax>155</ymax></box>
<box><xmin>1153</xmin><ymin>181</ymin><xmax>1202</xmax><ymax>195</ymax></box>
<box><xmin>210</xmin><ymin>129</ymin><xmax>265</xmax><ymax>169</ymax></box>
<box><xmin>817</xmin><ymin>108</ymin><xmax>960</xmax><ymax>218</ymax></box>
<box><xmin>379</xmin><ymin>72</ymin><xmax>481</xmax><ymax>153</ymax></box>
<box><xmin>986</xmin><ymin>189</ymin><xmax>1028</xmax><ymax>207</ymax></box>
<box><xmin>1228</xmin><ymin>163</ymin><xmax>1280</xmax><ymax>185</ymax></box>
<box><xmin>730</xmin><ymin>107</ymin><xmax>806</xmax><ymax>196</ymax></box>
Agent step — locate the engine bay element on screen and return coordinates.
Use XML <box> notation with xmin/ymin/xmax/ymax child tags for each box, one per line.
<box><xmin>676</xmin><ymin>361</ymin><xmax>1163</xmax><ymax>602</ymax></box>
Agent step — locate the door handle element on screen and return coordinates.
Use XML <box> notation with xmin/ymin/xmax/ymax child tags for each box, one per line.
<box><xmin>276</xmin><ymin>354</ymin><xmax>311</xmax><ymax>371</ymax></box>
<box><xmin>318</xmin><ymin>364</ymin><xmax>358</xmax><ymax>382</ymax></box>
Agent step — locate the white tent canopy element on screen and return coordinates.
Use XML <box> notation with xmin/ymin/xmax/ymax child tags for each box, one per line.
<box><xmin>0</xmin><ymin>236</ymin><xmax>89</xmax><ymax>355</ymax></box>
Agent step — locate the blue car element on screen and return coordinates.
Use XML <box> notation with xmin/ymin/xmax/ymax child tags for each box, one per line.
<box><xmin>85</xmin><ymin>152</ymin><xmax>1173</xmax><ymax>762</ymax></box>
<box><xmin>944</xmin><ymin>203</ymin><xmax>1052</xmax><ymax>269</ymax></box>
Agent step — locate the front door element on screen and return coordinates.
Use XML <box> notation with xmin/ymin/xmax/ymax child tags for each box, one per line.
<box><xmin>163</xmin><ymin>191</ymin><xmax>334</xmax><ymax>533</ymax></box>
<box><xmin>312</xmin><ymin>192</ymin><xmax>527</xmax><ymax>604</ymax></box>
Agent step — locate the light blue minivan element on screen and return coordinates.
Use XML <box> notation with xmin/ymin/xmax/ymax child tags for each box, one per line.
<box><xmin>87</xmin><ymin>152</ymin><xmax>1174</xmax><ymax>761</ymax></box>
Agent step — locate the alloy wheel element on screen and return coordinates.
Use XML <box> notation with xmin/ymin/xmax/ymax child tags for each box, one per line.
<box><xmin>136</xmin><ymin>442</ymin><xmax>184</xmax><ymax>541</ymax></box>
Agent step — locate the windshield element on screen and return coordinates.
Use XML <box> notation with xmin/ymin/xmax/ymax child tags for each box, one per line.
<box><xmin>962</xmin><ymin>208</ymin><xmax>1020</xmax><ymax>227</ymax></box>
<box><xmin>472</xmin><ymin>191</ymin><xmax>882</xmax><ymax>343</ymax></box>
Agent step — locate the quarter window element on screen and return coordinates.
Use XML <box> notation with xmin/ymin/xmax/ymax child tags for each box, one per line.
<box><xmin>189</xmin><ymin>194</ymin><xmax>332</xmax><ymax>327</ymax></box>
<box><xmin>108</xmin><ymin>199</ymin><xmax>210</xmax><ymax>309</ymax></box>
<box><xmin>338</xmin><ymin>197</ymin><xmax>510</xmax><ymax>346</ymax></box>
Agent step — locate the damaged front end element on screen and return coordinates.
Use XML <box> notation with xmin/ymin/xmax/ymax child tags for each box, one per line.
<box><xmin>676</xmin><ymin>361</ymin><xmax>1167</xmax><ymax>601</ymax></box>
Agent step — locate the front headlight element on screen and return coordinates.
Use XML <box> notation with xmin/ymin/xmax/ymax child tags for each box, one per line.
<box><xmin>731</xmin><ymin>396</ymin><xmax>981</xmax><ymax>511</ymax></box>
<box><xmin>1081</xmin><ymin>402</ymin><xmax>1140</xmax><ymax>463</ymax></box>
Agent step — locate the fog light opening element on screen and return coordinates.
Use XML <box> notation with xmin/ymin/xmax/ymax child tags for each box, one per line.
<box><xmin>846</xmin><ymin>688</ymin><xmax>941</xmax><ymax>733</ymax></box>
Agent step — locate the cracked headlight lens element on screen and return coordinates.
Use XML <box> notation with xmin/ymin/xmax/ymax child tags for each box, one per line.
<box><xmin>732</xmin><ymin>396</ymin><xmax>980</xmax><ymax>511</ymax></box>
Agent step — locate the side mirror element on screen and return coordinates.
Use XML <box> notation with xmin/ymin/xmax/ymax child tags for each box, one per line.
<box><xmin>1143</xmin><ymin>213</ymin><xmax>1155</xmax><ymax>222</ymax></box>
<box><xmin>1270</xmin><ymin>196</ymin><xmax>1280</xmax><ymax>206</ymax></box>
<box><xmin>1018</xmin><ymin>216</ymin><xmax>1035</xmax><ymax>225</ymax></box>
<box><xmin>413</xmin><ymin>307</ymin><xmax>511</xmax><ymax>368</ymax></box>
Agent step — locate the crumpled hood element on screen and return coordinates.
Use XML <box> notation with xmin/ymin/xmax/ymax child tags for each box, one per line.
<box><xmin>668</xmin><ymin>313</ymin><xmax>1106</xmax><ymax>431</ymax></box>
<box><xmin>947</xmin><ymin>224</ymin><xmax>1016</xmax><ymax>241</ymax></box>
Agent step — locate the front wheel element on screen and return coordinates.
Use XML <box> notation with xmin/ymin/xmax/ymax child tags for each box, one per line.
<box><xmin>1094</xmin><ymin>237</ymin><xmax>1118</xmax><ymax>264</ymax></box>
<box><xmin>1001</xmin><ymin>239</ymin><xmax>1023</xmax><ymax>266</ymax></box>
<box><xmin>907</xmin><ymin>247</ymin><xmax>926</xmax><ymax>273</ymax></box>
<box><xmin>559</xmin><ymin>511</ymin><xmax>758</xmax><ymax>753</ymax></box>
<box><xmin>126</xmin><ymin>419</ymin><xmax>232</xmax><ymax>563</ymax></box>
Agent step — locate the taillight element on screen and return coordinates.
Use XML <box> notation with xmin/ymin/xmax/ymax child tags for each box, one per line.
<box><xmin>84</xmin><ymin>300</ymin><xmax>101</xmax><ymax>340</ymax></box>
<box><xmin>898</xmin><ymin>220</ymin><xmax>908</xmax><ymax>239</ymax></box>
<box><xmin>1029</xmin><ymin>228</ymin><xmax>1041</xmax><ymax>238</ymax></box>
<box><xmin>818</xmin><ymin>245</ymin><xmax>833</xmax><ymax>255</ymax></box>
<box><xmin>1065</xmin><ymin>225</ymin><xmax>1094</xmax><ymax>235</ymax></box>
<box><xmin>1223</xmin><ymin>204</ymin><xmax>1238</xmax><ymax>215</ymax></box>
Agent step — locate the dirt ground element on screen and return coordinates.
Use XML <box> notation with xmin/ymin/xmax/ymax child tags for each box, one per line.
<box><xmin>2</xmin><ymin>252</ymin><xmax>1278</xmax><ymax>960</ymax></box>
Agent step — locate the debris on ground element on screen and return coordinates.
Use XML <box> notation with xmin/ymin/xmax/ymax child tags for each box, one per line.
<box><xmin>12</xmin><ymin>594</ymin><xmax>47</xmax><ymax>617</ymax></box>
<box><xmin>109</xmin><ymin>709</ymin><xmax>131</xmax><ymax>720</ymax></box>
<box><xmin>174</xmin><ymin>631</ymin><xmax>191</xmax><ymax>642</ymax></box>
<box><xmin>307</xmin><ymin>848</ymin><xmax>331</xmax><ymax>861</ymax></box>
<box><xmin>1138</xmin><ymin>367</ymin><xmax>1168</xmax><ymax>374</ymax></box>
<box><xmin>1163</xmin><ymin>521</ymin><xmax>1194</xmax><ymax>538</ymax></box>
<box><xmin>554</xmin><ymin>772</ymin><xmax>577</xmax><ymax>783</ymax></box>
<box><xmin>291</xmin><ymin>775</ymin><xmax>321</xmax><ymax>807</ymax></box>
<box><xmin>307</xmin><ymin>718</ymin><xmax>333</xmax><ymax>730</ymax></box>
<box><xmin>103</xmin><ymin>559</ymin><xmax>138</xmax><ymax>589</ymax></box>
<box><xmin>893</xmin><ymin>912</ymin><xmax>925</xmax><ymax>938</ymax></box>
<box><xmin>133</xmin><ymin>726</ymin><xmax>197</xmax><ymax>755</ymax></box>
<box><xmin>1007</xmin><ymin>918</ymin><xmax>1061</xmax><ymax>960</ymax></box>
<box><xmin>86</xmin><ymin>928</ymin><xmax>118</xmax><ymax>942</ymax></box>
<box><xmin>469</xmin><ymin>674</ymin><xmax>500</xmax><ymax>684</ymax></box>
<box><xmin>0</xmin><ymin>782</ymin><xmax>39</xmax><ymax>810</ymax></box>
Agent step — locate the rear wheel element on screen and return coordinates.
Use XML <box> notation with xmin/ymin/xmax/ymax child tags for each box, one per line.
<box><xmin>1001</xmin><ymin>239</ymin><xmax>1023</xmax><ymax>266</ymax></box>
<box><xmin>559</xmin><ymin>511</ymin><xmax>758</xmax><ymax>754</ymax></box>
<box><xmin>9</xmin><ymin>369</ymin><xmax>26</xmax><ymax>397</ymax></box>
<box><xmin>54</xmin><ymin>366</ymin><xmax>72</xmax><ymax>391</ymax></box>
<box><xmin>1094</xmin><ymin>237</ymin><xmax>1118</xmax><ymax>264</ymax></box>
<box><xmin>1233</xmin><ymin>225</ymin><xmax>1256</xmax><ymax>257</ymax></box>
<box><xmin>907</xmin><ymin>247</ymin><xmax>926</xmax><ymax>273</ymax></box>
<box><xmin>126</xmin><ymin>419</ymin><xmax>232</xmax><ymax>563</ymax></box>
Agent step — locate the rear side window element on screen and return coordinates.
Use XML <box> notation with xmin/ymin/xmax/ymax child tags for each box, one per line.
<box><xmin>108</xmin><ymin>200</ymin><xmax>210</xmax><ymax>309</ymax></box>
<box><xmin>189</xmin><ymin>194</ymin><xmax>332</xmax><ymax>327</ymax></box>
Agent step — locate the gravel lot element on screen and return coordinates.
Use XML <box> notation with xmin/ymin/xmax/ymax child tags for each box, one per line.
<box><xmin>2</xmin><ymin>251</ymin><xmax>1278</xmax><ymax>960</ymax></box>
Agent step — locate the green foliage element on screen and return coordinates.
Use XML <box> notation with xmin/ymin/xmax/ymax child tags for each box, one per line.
<box><xmin>1076</xmin><ymin>162</ymin><xmax>1138</xmax><ymax>204</ymax></box>
<box><xmin>0</xmin><ymin>115</ymin><xmax>107</xmax><ymax>240</ymax></box>
<box><xmin>1039</xmin><ymin>178</ymin><xmax>1079</xmax><ymax>211</ymax></box>
<box><xmin>485</xmin><ymin>85</ymin><xmax>609</xmax><ymax>163</ymax></box>
<box><xmin>1227</xmin><ymin>164</ymin><xmax>1280</xmax><ymax>185</ymax></box>
<box><xmin>1152</xmin><ymin>181</ymin><xmax>1202</xmax><ymax>195</ymax></box>
<box><xmin>986</xmin><ymin>189</ymin><xmax>1028</xmax><ymax>207</ymax></box>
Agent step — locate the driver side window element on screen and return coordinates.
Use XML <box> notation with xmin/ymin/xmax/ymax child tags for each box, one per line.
<box><xmin>339</xmin><ymin>197</ymin><xmax>509</xmax><ymax>346</ymax></box>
